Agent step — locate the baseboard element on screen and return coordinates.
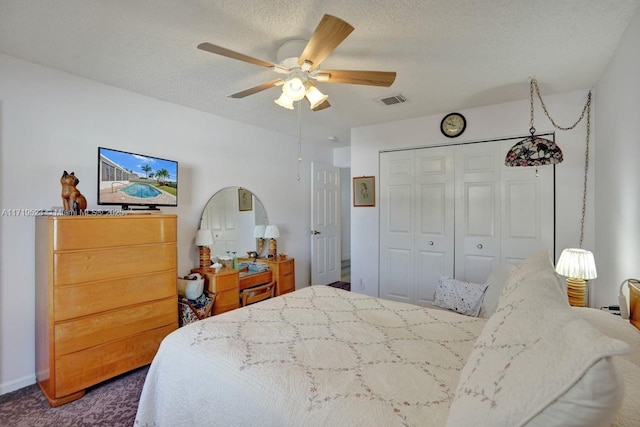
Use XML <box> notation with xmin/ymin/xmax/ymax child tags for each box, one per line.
<box><xmin>0</xmin><ymin>374</ymin><xmax>36</xmax><ymax>396</ymax></box>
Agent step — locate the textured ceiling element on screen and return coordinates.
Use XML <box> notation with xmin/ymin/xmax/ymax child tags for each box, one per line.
<box><xmin>1</xmin><ymin>0</ymin><xmax>638</xmax><ymax>147</ymax></box>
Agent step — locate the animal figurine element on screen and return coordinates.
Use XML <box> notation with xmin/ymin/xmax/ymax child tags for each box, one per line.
<box><xmin>60</xmin><ymin>171</ymin><xmax>87</xmax><ymax>214</ymax></box>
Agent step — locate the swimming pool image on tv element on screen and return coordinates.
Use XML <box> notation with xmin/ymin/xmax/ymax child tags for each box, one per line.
<box><xmin>122</xmin><ymin>183</ymin><xmax>163</xmax><ymax>198</ymax></box>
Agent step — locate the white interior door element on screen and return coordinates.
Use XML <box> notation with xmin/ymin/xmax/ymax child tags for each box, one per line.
<box><xmin>311</xmin><ymin>163</ymin><xmax>341</xmax><ymax>285</ymax></box>
<box><xmin>414</xmin><ymin>147</ymin><xmax>455</xmax><ymax>304</ymax></box>
<box><xmin>380</xmin><ymin>150</ymin><xmax>415</xmax><ymax>303</ymax></box>
<box><xmin>380</xmin><ymin>148</ymin><xmax>455</xmax><ymax>305</ymax></box>
<box><xmin>454</xmin><ymin>143</ymin><xmax>501</xmax><ymax>284</ymax></box>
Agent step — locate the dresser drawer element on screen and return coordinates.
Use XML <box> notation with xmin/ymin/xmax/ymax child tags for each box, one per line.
<box><xmin>55</xmin><ymin>297</ymin><xmax>176</xmax><ymax>356</ymax></box>
<box><xmin>207</xmin><ymin>271</ymin><xmax>239</xmax><ymax>292</ymax></box>
<box><xmin>54</xmin><ymin>270</ymin><xmax>176</xmax><ymax>321</ymax></box>
<box><xmin>54</xmin><ymin>324</ymin><xmax>175</xmax><ymax>398</ymax></box>
<box><xmin>279</xmin><ymin>259</ymin><xmax>294</xmax><ymax>275</ymax></box>
<box><xmin>54</xmin><ymin>244</ymin><xmax>176</xmax><ymax>285</ymax></box>
<box><xmin>214</xmin><ymin>290</ymin><xmax>240</xmax><ymax>315</ymax></box>
<box><xmin>53</xmin><ymin>216</ymin><xmax>177</xmax><ymax>250</ymax></box>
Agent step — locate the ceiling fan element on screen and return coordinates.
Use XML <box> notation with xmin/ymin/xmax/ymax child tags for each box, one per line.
<box><xmin>197</xmin><ymin>14</ymin><xmax>396</xmax><ymax>111</ymax></box>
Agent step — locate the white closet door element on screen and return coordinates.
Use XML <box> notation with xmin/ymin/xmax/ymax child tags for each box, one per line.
<box><xmin>380</xmin><ymin>140</ymin><xmax>555</xmax><ymax>304</ymax></box>
<box><xmin>414</xmin><ymin>147</ymin><xmax>455</xmax><ymax>304</ymax></box>
<box><xmin>380</xmin><ymin>150</ymin><xmax>415</xmax><ymax>303</ymax></box>
<box><xmin>454</xmin><ymin>143</ymin><xmax>501</xmax><ymax>284</ymax></box>
<box><xmin>499</xmin><ymin>140</ymin><xmax>555</xmax><ymax>266</ymax></box>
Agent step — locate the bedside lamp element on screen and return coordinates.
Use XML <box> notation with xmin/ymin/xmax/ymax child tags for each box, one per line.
<box><xmin>263</xmin><ymin>225</ymin><xmax>280</xmax><ymax>258</ymax></box>
<box><xmin>555</xmin><ymin>248</ymin><xmax>597</xmax><ymax>307</ymax></box>
<box><xmin>254</xmin><ymin>225</ymin><xmax>266</xmax><ymax>256</ymax></box>
<box><xmin>195</xmin><ymin>229</ymin><xmax>213</xmax><ymax>269</ymax></box>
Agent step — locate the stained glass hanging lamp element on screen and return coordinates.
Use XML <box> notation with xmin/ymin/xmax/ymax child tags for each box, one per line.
<box><xmin>505</xmin><ymin>78</ymin><xmax>563</xmax><ymax>168</ymax></box>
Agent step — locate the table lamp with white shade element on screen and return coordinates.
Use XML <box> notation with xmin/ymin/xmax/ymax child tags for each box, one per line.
<box><xmin>555</xmin><ymin>248</ymin><xmax>597</xmax><ymax>307</ymax></box>
<box><xmin>195</xmin><ymin>229</ymin><xmax>213</xmax><ymax>268</ymax></box>
<box><xmin>263</xmin><ymin>225</ymin><xmax>280</xmax><ymax>258</ymax></box>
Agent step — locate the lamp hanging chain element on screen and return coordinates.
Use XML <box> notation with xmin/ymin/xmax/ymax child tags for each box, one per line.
<box><xmin>579</xmin><ymin>92</ymin><xmax>592</xmax><ymax>248</ymax></box>
<box><xmin>532</xmin><ymin>78</ymin><xmax>590</xmax><ymax>131</ymax></box>
<box><xmin>529</xmin><ymin>78</ymin><xmax>535</xmax><ymax>133</ymax></box>
<box><xmin>530</xmin><ymin>77</ymin><xmax>592</xmax><ymax>248</ymax></box>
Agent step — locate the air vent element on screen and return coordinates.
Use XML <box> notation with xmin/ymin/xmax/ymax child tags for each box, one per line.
<box><xmin>378</xmin><ymin>94</ymin><xmax>407</xmax><ymax>106</ymax></box>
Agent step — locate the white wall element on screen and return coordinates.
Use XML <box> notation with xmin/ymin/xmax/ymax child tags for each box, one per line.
<box><xmin>350</xmin><ymin>91</ymin><xmax>597</xmax><ymax>302</ymax></box>
<box><xmin>594</xmin><ymin>7</ymin><xmax>640</xmax><ymax>308</ymax></box>
<box><xmin>340</xmin><ymin>167</ymin><xmax>351</xmax><ymax>262</ymax></box>
<box><xmin>0</xmin><ymin>53</ymin><xmax>333</xmax><ymax>394</ymax></box>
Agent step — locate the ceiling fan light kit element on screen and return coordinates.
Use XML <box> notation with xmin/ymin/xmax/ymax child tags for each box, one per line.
<box><xmin>197</xmin><ymin>14</ymin><xmax>396</xmax><ymax>111</ymax></box>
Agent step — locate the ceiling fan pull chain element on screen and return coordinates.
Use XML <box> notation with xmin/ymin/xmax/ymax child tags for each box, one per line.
<box><xmin>297</xmin><ymin>101</ymin><xmax>302</xmax><ymax>181</ymax></box>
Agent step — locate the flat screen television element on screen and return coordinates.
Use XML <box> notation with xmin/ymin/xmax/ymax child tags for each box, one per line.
<box><xmin>97</xmin><ymin>147</ymin><xmax>178</xmax><ymax>210</ymax></box>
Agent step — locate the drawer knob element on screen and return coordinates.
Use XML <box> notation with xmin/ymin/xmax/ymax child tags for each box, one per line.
<box><xmin>477</xmin><ymin>243</ymin><xmax>483</xmax><ymax>249</ymax></box>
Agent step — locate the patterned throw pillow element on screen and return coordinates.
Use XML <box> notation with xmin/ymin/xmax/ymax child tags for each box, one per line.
<box><xmin>433</xmin><ymin>276</ymin><xmax>488</xmax><ymax>317</ymax></box>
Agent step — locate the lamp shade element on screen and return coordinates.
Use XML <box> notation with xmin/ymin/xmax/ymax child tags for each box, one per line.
<box><xmin>263</xmin><ymin>225</ymin><xmax>280</xmax><ymax>239</ymax></box>
<box><xmin>274</xmin><ymin>92</ymin><xmax>294</xmax><ymax>110</ymax></box>
<box><xmin>555</xmin><ymin>248</ymin><xmax>597</xmax><ymax>280</ymax></box>
<box><xmin>305</xmin><ymin>84</ymin><xmax>328</xmax><ymax>109</ymax></box>
<box><xmin>254</xmin><ymin>224</ymin><xmax>266</xmax><ymax>238</ymax></box>
<box><xmin>195</xmin><ymin>229</ymin><xmax>213</xmax><ymax>246</ymax></box>
<box><xmin>283</xmin><ymin>77</ymin><xmax>306</xmax><ymax>101</ymax></box>
<box><xmin>505</xmin><ymin>135</ymin><xmax>564</xmax><ymax>167</ymax></box>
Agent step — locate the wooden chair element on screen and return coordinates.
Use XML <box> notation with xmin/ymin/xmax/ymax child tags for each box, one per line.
<box><xmin>241</xmin><ymin>282</ymin><xmax>276</xmax><ymax>307</ymax></box>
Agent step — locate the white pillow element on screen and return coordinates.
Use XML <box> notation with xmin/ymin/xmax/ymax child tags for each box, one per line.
<box><xmin>446</xmin><ymin>252</ymin><xmax>630</xmax><ymax>427</ymax></box>
<box><xmin>478</xmin><ymin>263</ymin><xmax>517</xmax><ymax>319</ymax></box>
<box><xmin>526</xmin><ymin>357</ymin><xmax>624</xmax><ymax>427</ymax></box>
<box><xmin>433</xmin><ymin>276</ymin><xmax>488</xmax><ymax>317</ymax></box>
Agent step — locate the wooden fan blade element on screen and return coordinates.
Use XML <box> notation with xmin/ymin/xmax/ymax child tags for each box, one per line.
<box><xmin>319</xmin><ymin>70</ymin><xmax>396</xmax><ymax>87</ymax></box>
<box><xmin>198</xmin><ymin>42</ymin><xmax>278</xmax><ymax>69</ymax></box>
<box><xmin>298</xmin><ymin>15</ymin><xmax>354</xmax><ymax>71</ymax></box>
<box><xmin>312</xmin><ymin>99</ymin><xmax>331</xmax><ymax>111</ymax></box>
<box><xmin>228</xmin><ymin>79</ymin><xmax>283</xmax><ymax>98</ymax></box>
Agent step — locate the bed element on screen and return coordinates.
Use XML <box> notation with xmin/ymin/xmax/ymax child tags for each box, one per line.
<box><xmin>135</xmin><ymin>253</ymin><xmax>640</xmax><ymax>427</ymax></box>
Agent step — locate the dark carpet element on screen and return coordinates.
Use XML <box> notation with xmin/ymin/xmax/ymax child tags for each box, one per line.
<box><xmin>0</xmin><ymin>366</ymin><xmax>148</xmax><ymax>427</ymax></box>
<box><xmin>328</xmin><ymin>281</ymin><xmax>350</xmax><ymax>291</ymax></box>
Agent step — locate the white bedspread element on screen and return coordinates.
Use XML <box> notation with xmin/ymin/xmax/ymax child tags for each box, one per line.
<box><xmin>135</xmin><ymin>285</ymin><xmax>486</xmax><ymax>427</ymax></box>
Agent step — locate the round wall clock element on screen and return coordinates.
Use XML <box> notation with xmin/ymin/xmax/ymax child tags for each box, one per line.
<box><xmin>440</xmin><ymin>112</ymin><xmax>466</xmax><ymax>138</ymax></box>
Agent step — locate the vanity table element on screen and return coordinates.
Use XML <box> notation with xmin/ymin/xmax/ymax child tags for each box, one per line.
<box><xmin>191</xmin><ymin>266</ymin><xmax>277</xmax><ymax>315</ymax></box>
<box><xmin>196</xmin><ymin>186</ymin><xmax>295</xmax><ymax>312</ymax></box>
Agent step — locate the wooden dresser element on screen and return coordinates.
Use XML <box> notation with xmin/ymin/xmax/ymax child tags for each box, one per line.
<box><xmin>35</xmin><ymin>214</ymin><xmax>178</xmax><ymax>406</ymax></box>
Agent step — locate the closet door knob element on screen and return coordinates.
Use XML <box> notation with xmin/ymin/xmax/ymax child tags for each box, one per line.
<box><xmin>429</xmin><ymin>241</ymin><xmax>434</xmax><ymax>246</ymax></box>
<box><xmin>477</xmin><ymin>243</ymin><xmax>483</xmax><ymax>249</ymax></box>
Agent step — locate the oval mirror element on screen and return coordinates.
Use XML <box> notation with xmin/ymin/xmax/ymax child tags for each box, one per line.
<box><xmin>200</xmin><ymin>187</ymin><xmax>268</xmax><ymax>259</ymax></box>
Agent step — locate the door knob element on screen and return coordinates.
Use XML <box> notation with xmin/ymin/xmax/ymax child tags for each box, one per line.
<box><xmin>429</xmin><ymin>241</ymin><xmax>434</xmax><ymax>246</ymax></box>
<box><xmin>311</xmin><ymin>230</ymin><xmax>321</xmax><ymax>235</ymax></box>
<box><xmin>477</xmin><ymin>243</ymin><xmax>483</xmax><ymax>249</ymax></box>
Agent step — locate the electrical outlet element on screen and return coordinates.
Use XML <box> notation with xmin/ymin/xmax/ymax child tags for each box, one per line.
<box><xmin>359</xmin><ymin>277</ymin><xmax>365</xmax><ymax>290</ymax></box>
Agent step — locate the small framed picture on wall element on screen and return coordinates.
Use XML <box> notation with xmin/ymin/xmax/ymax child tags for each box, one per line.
<box><xmin>353</xmin><ymin>176</ymin><xmax>375</xmax><ymax>207</ymax></box>
<box><xmin>238</xmin><ymin>188</ymin><xmax>253</xmax><ymax>211</ymax></box>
